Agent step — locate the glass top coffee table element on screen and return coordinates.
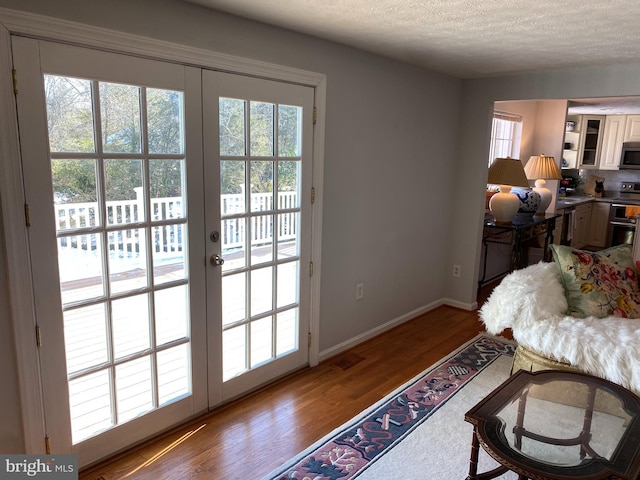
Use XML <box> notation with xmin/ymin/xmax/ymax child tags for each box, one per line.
<box><xmin>464</xmin><ymin>369</ymin><xmax>640</xmax><ymax>480</ymax></box>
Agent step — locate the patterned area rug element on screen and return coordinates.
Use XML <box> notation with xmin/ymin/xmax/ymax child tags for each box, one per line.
<box><xmin>262</xmin><ymin>334</ymin><xmax>517</xmax><ymax>480</ymax></box>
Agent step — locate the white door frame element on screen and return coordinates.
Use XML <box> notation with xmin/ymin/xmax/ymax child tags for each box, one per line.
<box><xmin>0</xmin><ymin>7</ymin><xmax>325</xmax><ymax>454</ymax></box>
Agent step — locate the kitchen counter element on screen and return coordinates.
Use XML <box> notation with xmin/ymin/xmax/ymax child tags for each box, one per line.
<box><xmin>555</xmin><ymin>196</ymin><xmax>593</xmax><ymax>209</ymax></box>
<box><xmin>556</xmin><ymin>195</ymin><xmax>640</xmax><ymax>210</ymax></box>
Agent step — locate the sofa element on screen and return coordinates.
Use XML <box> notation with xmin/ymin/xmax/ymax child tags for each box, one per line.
<box><xmin>479</xmin><ymin>243</ymin><xmax>640</xmax><ymax>395</ymax></box>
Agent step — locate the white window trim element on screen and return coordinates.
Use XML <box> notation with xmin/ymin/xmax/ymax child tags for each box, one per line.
<box><xmin>488</xmin><ymin>111</ymin><xmax>523</xmax><ymax>166</ymax></box>
<box><xmin>0</xmin><ymin>7</ymin><xmax>325</xmax><ymax>454</ymax></box>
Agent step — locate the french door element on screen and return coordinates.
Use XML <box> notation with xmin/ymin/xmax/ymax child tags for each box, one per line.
<box><xmin>12</xmin><ymin>37</ymin><xmax>313</xmax><ymax>466</ymax></box>
<box><xmin>204</xmin><ymin>71</ymin><xmax>313</xmax><ymax>402</ymax></box>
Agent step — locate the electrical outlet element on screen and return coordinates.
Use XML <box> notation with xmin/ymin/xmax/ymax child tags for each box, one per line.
<box><xmin>356</xmin><ymin>283</ymin><xmax>364</xmax><ymax>300</ymax></box>
<box><xmin>452</xmin><ymin>264</ymin><xmax>461</xmax><ymax>277</ymax></box>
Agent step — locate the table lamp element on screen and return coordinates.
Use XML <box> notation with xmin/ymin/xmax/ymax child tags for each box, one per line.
<box><xmin>524</xmin><ymin>154</ymin><xmax>562</xmax><ymax>216</ymax></box>
<box><xmin>487</xmin><ymin>157</ymin><xmax>530</xmax><ymax>224</ymax></box>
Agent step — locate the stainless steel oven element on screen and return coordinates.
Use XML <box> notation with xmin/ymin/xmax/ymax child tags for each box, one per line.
<box><xmin>608</xmin><ymin>203</ymin><xmax>636</xmax><ymax>247</ymax></box>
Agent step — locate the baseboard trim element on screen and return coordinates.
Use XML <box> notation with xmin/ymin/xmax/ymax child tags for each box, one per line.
<box><xmin>442</xmin><ymin>298</ymin><xmax>478</xmax><ymax>311</ymax></box>
<box><xmin>318</xmin><ymin>297</ymin><xmax>479</xmax><ymax>362</ymax></box>
<box><xmin>319</xmin><ymin>299</ymin><xmax>443</xmax><ymax>362</ymax></box>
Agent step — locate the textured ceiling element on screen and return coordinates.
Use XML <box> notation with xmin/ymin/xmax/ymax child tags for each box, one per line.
<box><xmin>185</xmin><ymin>0</ymin><xmax>640</xmax><ymax>79</ymax></box>
<box><xmin>568</xmin><ymin>98</ymin><xmax>640</xmax><ymax>115</ymax></box>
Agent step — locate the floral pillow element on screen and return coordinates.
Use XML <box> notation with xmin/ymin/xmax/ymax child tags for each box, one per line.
<box><xmin>550</xmin><ymin>244</ymin><xmax>640</xmax><ymax>318</ymax></box>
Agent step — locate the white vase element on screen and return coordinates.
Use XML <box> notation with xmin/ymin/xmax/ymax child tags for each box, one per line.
<box><xmin>488</xmin><ymin>186</ymin><xmax>521</xmax><ymax>223</ymax></box>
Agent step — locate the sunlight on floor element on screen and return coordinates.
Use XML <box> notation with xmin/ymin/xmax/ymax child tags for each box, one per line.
<box><xmin>123</xmin><ymin>423</ymin><xmax>207</xmax><ymax>478</ymax></box>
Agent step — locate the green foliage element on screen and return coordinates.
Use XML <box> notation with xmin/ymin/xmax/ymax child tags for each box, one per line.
<box><xmin>219</xmin><ymin>99</ymin><xmax>301</xmax><ymax>195</ymax></box>
<box><xmin>47</xmin><ymin>77</ymin><xmax>184</xmax><ymax>203</ymax></box>
<box><xmin>51</xmin><ymin>159</ymin><xmax>97</xmax><ymax>203</ymax></box>
<box><xmin>104</xmin><ymin>160</ymin><xmax>142</xmax><ymax>201</ymax></box>
<box><xmin>150</xmin><ymin>160</ymin><xmax>183</xmax><ymax>198</ymax></box>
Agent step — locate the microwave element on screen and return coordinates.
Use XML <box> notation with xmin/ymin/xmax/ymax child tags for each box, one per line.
<box><xmin>620</xmin><ymin>142</ymin><xmax>640</xmax><ymax>169</ymax></box>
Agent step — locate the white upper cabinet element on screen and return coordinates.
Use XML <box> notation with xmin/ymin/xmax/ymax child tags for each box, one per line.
<box><xmin>624</xmin><ymin>115</ymin><xmax>640</xmax><ymax>142</ymax></box>
<box><xmin>577</xmin><ymin>116</ymin><xmax>605</xmax><ymax>169</ymax></box>
<box><xmin>585</xmin><ymin>114</ymin><xmax>640</xmax><ymax>170</ymax></box>
<box><xmin>563</xmin><ymin>114</ymin><xmax>609</xmax><ymax>170</ymax></box>
<box><xmin>600</xmin><ymin>116</ymin><xmax>626</xmax><ymax>170</ymax></box>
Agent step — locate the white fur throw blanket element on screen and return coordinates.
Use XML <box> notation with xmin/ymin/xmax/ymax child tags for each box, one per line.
<box><xmin>479</xmin><ymin>261</ymin><xmax>640</xmax><ymax>394</ymax></box>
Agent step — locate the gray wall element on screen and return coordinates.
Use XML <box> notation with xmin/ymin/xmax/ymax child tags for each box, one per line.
<box><xmin>0</xmin><ymin>0</ymin><xmax>461</xmax><ymax>452</ymax></box>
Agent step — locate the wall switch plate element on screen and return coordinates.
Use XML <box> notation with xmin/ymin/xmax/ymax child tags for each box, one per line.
<box><xmin>356</xmin><ymin>283</ymin><xmax>364</xmax><ymax>300</ymax></box>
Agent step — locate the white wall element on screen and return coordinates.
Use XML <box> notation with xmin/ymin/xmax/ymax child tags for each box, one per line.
<box><xmin>451</xmin><ymin>64</ymin><xmax>640</xmax><ymax>305</ymax></box>
<box><xmin>0</xmin><ymin>0</ymin><xmax>462</xmax><ymax>452</ymax></box>
<box><xmin>531</xmin><ymin>100</ymin><xmax>567</xmax><ymax>212</ymax></box>
<box><xmin>531</xmin><ymin>101</ymin><xmax>567</xmax><ymax>164</ymax></box>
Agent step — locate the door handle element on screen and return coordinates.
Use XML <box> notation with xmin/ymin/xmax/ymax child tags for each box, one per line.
<box><xmin>210</xmin><ymin>254</ymin><xmax>225</xmax><ymax>266</ymax></box>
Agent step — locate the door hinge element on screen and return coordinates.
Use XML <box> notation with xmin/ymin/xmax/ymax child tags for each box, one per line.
<box><xmin>313</xmin><ymin>106</ymin><xmax>317</xmax><ymax>125</ymax></box>
<box><xmin>44</xmin><ymin>436</ymin><xmax>51</xmax><ymax>454</ymax></box>
<box><xmin>308</xmin><ymin>332</ymin><xmax>312</xmax><ymax>348</ymax></box>
<box><xmin>24</xmin><ymin>203</ymin><xmax>31</xmax><ymax>227</ymax></box>
<box><xmin>12</xmin><ymin>69</ymin><xmax>17</xmax><ymax>95</ymax></box>
<box><xmin>310</xmin><ymin>187</ymin><xmax>315</xmax><ymax>204</ymax></box>
<box><xmin>309</xmin><ymin>261</ymin><xmax>313</xmax><ymax>277</ymax></box>
<box><xmin>35</xmin><ymin>324</ymin><xmax>42</xmax><ymax>347</ymax></box>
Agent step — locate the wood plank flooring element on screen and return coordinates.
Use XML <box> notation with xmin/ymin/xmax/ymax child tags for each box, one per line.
<box><xmin>80</xmin><ymin>305</ymin><xmax>493</xmax><ymax>480</ymax></box>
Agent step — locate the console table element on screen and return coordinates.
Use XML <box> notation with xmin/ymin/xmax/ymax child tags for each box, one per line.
<box><xmin>478</xmin><ymin>213</ymin><xmax>560</xmax><ymax>294</ymax></box>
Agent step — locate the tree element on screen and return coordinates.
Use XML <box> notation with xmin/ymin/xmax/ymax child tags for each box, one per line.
<box><xmin>51</xmin><ymin>159</ymin><xmax>97</xmax><ymax>203</ymax></box>
<box><xmin>47</xmin><ymin>76</ymin><xmax>184</xmax><ymax>203</ymax></box>
<box><xmin>219</xmin><ymin>98</ymin><xmax>301</xmax><ymax>196</ymax></box>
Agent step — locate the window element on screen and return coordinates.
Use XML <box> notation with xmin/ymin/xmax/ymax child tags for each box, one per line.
<box><xmin>488</xmin><ymin>111</ymin><xmax>522</xmax><ymax>166</ymax></box>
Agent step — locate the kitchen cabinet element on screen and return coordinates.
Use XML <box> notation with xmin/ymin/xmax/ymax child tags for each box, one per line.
<box><xmin>589</xmin><ymin>115</ymin><xmax>640</xmax><ymax>170</ymax></box>
<box><xmin>563</xmin><ymin>114</ymin><xmax>640</xmax><ymax>171</ymax></box>
<box><xmin>562</xmin><ymin>115</ymin><xmax>605</xmax><ymax>169</ymax></box>
<box><xmin>571</xmin><ymin>203</ymin><xmax>592</xmax><ymax>249</ymax></box>
<box><xmin>562</xmin><ymin>115</ymin><xmax>580</xmax><ymax>169</ymax></box>
<box><xmin>624</xmin><ymin>115</ymin><xmax>640</xmax><ymax>141</ymax></box>
<box><xmin>553</xmin><ymin>208</ymin><xmax>564</xmax><ymax>244</ymax></box>
<box><xmin>578</xmin><ymin>116</ymin><xmax>605</xmax><ymax>169</ymax></box>
<box><xmin>587</xmin><ymin>202</ymin><xmax>610</xmax><ymax>248</ymax></box>
<box><xmin>599</xmin><ymin>116</ymin><xmax>626</xmax><ymax>170</ymax></box>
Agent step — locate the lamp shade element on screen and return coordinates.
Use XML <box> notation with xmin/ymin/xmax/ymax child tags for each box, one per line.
<box><xmin>487</xmin><ymin>157</ymin><xmax>529</xmax><ymax>223</ymax></box>
<box><xmin>487</xmin><ymin>157</ymin><xmax>530</xmax><ymax>188</ymax></box>
<box><xmin>524</xmin><ymin>154</ymin><xmax>562</xmax><ymax>181</ymax></box>
<box><xmin>524</xmin><ymin>154</ymin><xmax>562</xmax><ymax>216</ymax></box>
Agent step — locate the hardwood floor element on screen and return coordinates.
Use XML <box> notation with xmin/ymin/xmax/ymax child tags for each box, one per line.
<box><xmin>80</xmin><ymin>305</ymin><xmax>490</xmax><ymax>480</ymax></box>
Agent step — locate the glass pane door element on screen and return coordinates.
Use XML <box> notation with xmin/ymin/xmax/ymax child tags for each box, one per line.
<box><xmin>46</xmin><ymin>74</ymin><xmax>191</xmax><ymax>443</ymax></box>
<box><xmin>204</xmin><ymin>71</ymin><xmax>313</xmax><ymax>402</ymax></box>
<box><xmin>12</xmin><ymin>38</ymin><xmax>207</xmax><ymax>466</ymax></box>
<box><xmin>219</xmin><ymin>98</ymin><xmax>303</xmax><ymax>380</ymax></box>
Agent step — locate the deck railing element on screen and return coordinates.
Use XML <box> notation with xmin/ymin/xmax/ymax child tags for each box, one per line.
<box><xmin>54</xmin><ymin>192</ymin><xmax>297</xmax><ymax>260</ymax></box>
